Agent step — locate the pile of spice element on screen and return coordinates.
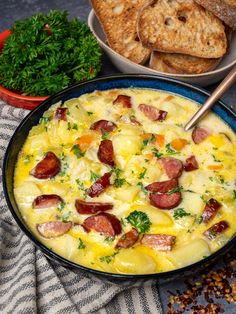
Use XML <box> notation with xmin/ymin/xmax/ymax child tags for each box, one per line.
<box><xmin>167</xmin><ymin>250</ymin><xmax>236</xmax><ymax>314</ymax></box>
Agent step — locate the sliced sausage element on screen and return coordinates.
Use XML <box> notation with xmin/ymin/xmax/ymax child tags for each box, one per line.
<box><xmin>115</xmin><ymin>228</ymin><xmax>139</xmax><ymax>249</ymax></box>
<box><xmin>204</xmin><ymin>220</ymin><xmax>229</xmax><ymax>240</ymax></box>
<box><xmin>86</xmin><ymin>172</ymin><xmax>111</xmax><ymax>198</ymax></box>
<box><xmin>141</xmin><ymin>234</ymin><xmax>176</xmax><ymax>251</ymax></box>
<box><xmin>192</xmin><ymin>127</ymin><xmax>209</xmax><ymax>144</ymax></box>
<box><xmin>97</xmin><ymin>140</ymin><xmax>115</xmax><ymax>167</ymax></box>
<box><xmin>145</xmin><ymin>178</ymin><xmax>178</xmax><ymax>193</ymax></box>
<box><xmin>30</xmin><ymin>152</ymin><xmax>61</xmax><ymax>179</ymax></box>
<box><xmin>149</xmin><ymin>192</ymin><xmax>182</xmax><ymax>209</ymax></box>
<box><xmin>139</xmin><ymin>104</ymin><xmax>167</xmax><ymax>121</ymax></box>
<box><xmin>113</xmin><ymin>95</ymin><xmax>132</xmax><ymax>108</ymax></box>
<box><xmin>75</xmin><ymin>199</ymin><xmax>113</xmax><ymax>214</ymax></box>
<box><xmin>184</xmin><ymin>155</ymin><xmax>199</xmax><ymax>172</ymax></box>
<box><xmin>160</xmin><ymin>157</ymin><xmax>183</xmax><ymax>179</ymax></box>
<box><xmin>202</xmin><ymin>198</ymin><xmax>221</xmax><ymax>224</ymax></box>
<box><xmin>54</xmin><ymin>107</ymin><xmax>67</xmax><ymax>121</ymax></box>
<box><xmin>90</xmin><ymin>120</ymin><xmax>117</xmax><ymax>133</ymax></box>
<box><xmin>33</xmin><ymin>194</ymin><xmax>64</xmax><ymax>209</ymax></box>
<box><xmin>82</xmin><ymin>213</ymin><xmax>121</xmax><ymax>237</ymax></box>
<box><xmin>37</xmin><ymin>221</ymin><xmax>72</xmax><ymax>238</ymax></box>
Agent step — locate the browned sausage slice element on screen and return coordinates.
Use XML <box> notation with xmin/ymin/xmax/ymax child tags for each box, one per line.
<box><xmin>75</xmin><ymin>199</ymin><xmax>113</xmax><ymax>214</ymax></box>
<box><xmin>160</xmin><ymin>157</ymin><xmax>183</xmax><ymax>179</ymax></box>
<box><xmin>184</xmin><ymin>155</ymin><xmax>199</xmax><ymax>172</ymax></box>
<box><xmin>204</xmin><ymin>220</ymin><xmax>229</xmax><ymax>240</ymax></box>
<box><xmin>82</xmin><ymin>213</ymin><xmax>121</xmax><ymax>237</ymax></box>
<box><xmin>115</xmin><ymin>228</ymin><xmax>139</xmax><ymax>249</ymax></box>
<box><xmin>113</xmin><ymin>95</ymin><xmax>132</xmax><ymax>108</ymax></box>
<box><xmin>30</xmin><ymin>152</ymin><xmax>61</xmax><ymax>179</ymax></box>
<box><xmin>90</xmin><ymin>120</ymin><xmax>117</xmax><ymax>133</ymax></box>
<box><xmin>33</xmin><ymin>194</ymin><xmax>64</xmax><ymax>209</ymax></box>
<box><xmin>146</xmin><ymin>178</ymin><xmax>178</xmax><ymax>193</ymax></box>
<box><xmin>192</xmin><ymin>127</ymin><xmax>209</xmax><ymax>144</ymax></box>
<box><xmin>86</xmin><ymin>172</ymin><xmax>111</xmax><ymax>198</ymax></box>
<box><xmin>54</xmin><ymin>107</ymin><xmax>67</xmax><ymax>121</ymax></box>
<box><xmin>141</xmin><ymin>234</ymin><xmax>176</xmax><ymax>251</ymax></box>
<box><xmin>97</xmin><ymin>140</ymin><xmax>115</xmax><ymax>167</ymax></box>
<box><xmin>202</xmin><ymin>198</ymin><xmax>221</xmax><ymax>223</ymax></box>
<box><xmin>149</xmin><ymin>192</ymin><xmax>182</xmax><ymax>209</ymax></box>
<box><xmin>139</xmin><ymin>104</ymin><xmax>167</xmax><ymax>121</ymax></box>
<box><xmin>37</xmin><ymin>221</ymin><xmax>72</xmax><ymax>238</ymax></box>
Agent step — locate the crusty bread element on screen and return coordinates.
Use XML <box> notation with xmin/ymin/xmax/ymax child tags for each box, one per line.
<box><xmin>149</xmin><ymin>52</ymin><xmax>221</xmax><ymax>74</ymax></box>
<box><xmin>138</xmin><ymin>0</ymin><xmax>227</xmax><ymax>58</ymax></box>
<box><xmin>195</xmin><ymin>0</ymin><xmax>236</xmax><ymax>30</ymax></box>
<box><xmin>90</xmin><ymin>0</ymin><xmax>151</xmax><ymax>64</ymax></box>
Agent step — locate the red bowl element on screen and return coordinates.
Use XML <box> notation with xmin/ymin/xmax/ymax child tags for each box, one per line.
<box><xmin>0</xmin><ymin>30</ymin><xmax>48</xmax><ymax>110</ymax></box>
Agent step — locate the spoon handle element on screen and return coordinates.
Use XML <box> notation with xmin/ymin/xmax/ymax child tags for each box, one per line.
<box><xmin>184</xmin><ymin>65</ymin><xmax>236</xmax><ymax>131</ymax></box>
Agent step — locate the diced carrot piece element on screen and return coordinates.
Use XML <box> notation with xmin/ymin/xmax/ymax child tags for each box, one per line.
<box><xmin>207</xmin><ymin>165</ymin><xmax>223</xmax><ymax>171</ymax></box>
<box><xmin>164</xmin><ymin>95</ymin><xmax>174</xmax><ymax>101</ymax></box>
<box><xmin>141</xmin><ymin>133</ymin><xmax>154</xmax><ymax>140</ymax></box>
<box><xmin>155</xmin><ymin>134</ymin><xmax>165</xmax><ymax>147</ymax></box>
<box><xmin>170</xmin><ymin>138</ymin><xmax>188</xmax><ymax>151</ymax></box>
<box><xmin>144</xmin><ymin>153</ymin><xmax>153</xmax><ymax>160</ymax></box>
<box><xmin>76</xmin><ymin>134</ymin><xmax>95</xmax><ymax>151</ymax></box>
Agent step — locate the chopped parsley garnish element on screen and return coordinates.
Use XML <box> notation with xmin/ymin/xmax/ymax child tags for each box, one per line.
<box><xmin>200</xmin><ymin>195</ymin><xmax>207</xmax><ymax>204</ymax></box>
<box><xmin>126</xmin><ymin>210</ymin><xmax>151</xmax><ymax>234</ymax></box>
<box><xmin>87</xmin><ymin>111</ymin><xmax>94</xmax><ymax>116</ymax></box>
<box><xmin>90</xmin><ymin>170</ymin><xmax>100</xmax><ymax>182</ymax></box>
<box><xmin>142</xmin><ymin>134</ymin><xmax>155</xmax><ymax>147</ymax></box>
<box><xmin>212</xmin><ymin>154</ymin><xmax>222</xmax><ymax>162</ymax></box>
<box><xmin>78</xmin><ymin>238</ymin><xmax>86</xmax><ymax>250</ymax></box>
<box><xmin>71</xmin><ymin>145</ymin><xmax>85</xmax><ymax>159</ymax></box>
<box><xmin>57</xmin><ymin>202</ymin><xmax>65</xmax><ymax>212</ymax></box>
<box><xmin>39</xmin><ymin>116</ymin><xmax>51</xmax><ymax>124</ymax></box>
<box><xmin>59</xmin><ymin>152</ymin><xmax>65</xmax><ymax>161</ymax></box>
<box><xmin>61</xmin><ymin>211</ymin><xmax>72</xmax><ymax>222</ymax></box>
<box><xmin>112</xmin><ymin>167</ymin><xmax>127</xmax><ymax>187</ymax></box>
<box><xmin>137</xmin><ymin>182</ymin><xmax>148</xmax><ymax>195</ymax></box>
<box><xmin>173</xmin><ymin>208</ymin><xmax>191</xmax><ymax>220</ymax></box>
<box><xmin>151</xmin><ymin>147</ymin><xmax>163</xmax><ymax>158</ymax></box>
<box><xmin>234</xmin><ymin>190</ymin><xmax>236</xmax><ymax>200</ymax></box>
<box><xmin>167</xmin><ymin>186</ymin><xmax>183</xmax><ymax>194</ymax></box>
<box><xmin>104</xmin><ymin>237</ymin><xmax>113</xmax><ymax>244</ymax></box>
<box><xmin>100</xmin><ymin>251</ymin><xmax>118</xmax><ymax>264</ymax></box>
<box><xmin>138</xmin><ymin>167</ymin><xmax>147</xmax><ymax>180</ymax></box>
<box><xmin>24</xmin><ymin>154</ymin><xmax>33</xmax><ymax>164</ymax></box>
<box><xmin>101</xmin><ymin>132</ymin><xmax>109</xmax><ymax>140</ymax></box>
<box><xmin>76</xmin><ymin>178</ymin><xmax>87</xmax><ymax>199</ymax></box>
<box><xmin>209</xmin><ymin>177</ymin><xmax>214</xmax><ymax>182</ymax></box>
<box><xmin>67</xmin><ymin>122</ymin><xmax>78</xmax><ymax>130</ymax></box>
<box><xmin>59</xmin><ymin>162</ymin><xmax>69</xmax><ymax>177</ymax></box>
<box><xmin>196</xmin><ymin>216</ymin><xmax>203</xmax><ymax>225</ymax></box>
<box><xmin>165</xmin><ymin>143</ymin><xmax>179</xmax><ymax>155</ymax></box>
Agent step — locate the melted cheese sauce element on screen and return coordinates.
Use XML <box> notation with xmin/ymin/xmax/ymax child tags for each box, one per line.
<box><xmin>14</xmin><ymin>89</ymin><xmax>236</xmax><ymax>274</ymax></box>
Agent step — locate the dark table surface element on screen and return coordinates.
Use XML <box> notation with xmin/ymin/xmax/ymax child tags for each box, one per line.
<box><xmin>1</xmin><ymin>1</ymin><xmax>235</xmax><ymax>313</ymax></box>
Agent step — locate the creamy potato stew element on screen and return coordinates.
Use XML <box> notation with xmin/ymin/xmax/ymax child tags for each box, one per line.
<box><xmin>14</xmin><ymin>89</ymin><xmax>236</xmax><ymax>274</ymax></box>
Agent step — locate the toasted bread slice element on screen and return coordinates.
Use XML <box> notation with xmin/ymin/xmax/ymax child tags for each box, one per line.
<box><xmin>149</xmin><ymin>52</ymin><xmax>221</xmax><ymax>74</ymax></box>
<box><xmin>138</xmin><ymin>0</ymin><xmax>227</xmax><ymax>58</ymax></box>
<box><xmin>90</xmin><ymin>0</ymin><xmax>151</xmax><ymax>64</ymax></box>
<box><xmin>195</xmin><ymin>0</ymin><xmax>236</xmax><ymax>30</ymax></box>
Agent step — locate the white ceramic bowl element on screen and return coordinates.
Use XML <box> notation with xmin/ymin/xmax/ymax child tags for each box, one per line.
<box><xmin>88</xmin><ymin>10</ymin><xmax>236</xmax><ymax>86</ymax></box>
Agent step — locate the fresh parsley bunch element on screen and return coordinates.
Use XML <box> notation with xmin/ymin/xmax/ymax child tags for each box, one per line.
<box><xmin>0</xmin><ymin>11</ymin><xmax>102</xmax><ymax>96</ymax></box>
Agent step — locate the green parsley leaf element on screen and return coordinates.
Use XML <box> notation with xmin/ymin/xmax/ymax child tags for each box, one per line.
<box><xmin>67</xmin><ymin>122</ymin><xmax>78</xmax><ymax>130</ymax></box>
<box><xmin>100</xmin><ymin>251</ymin><xmax>118</xmax><ymax>264</ymax></box>
<box><xmin>151</xmin><ymin>147</ymin><xmax>163</xmax><ymax>158</ymax></box>
<box><xmin>167</xmin><ymin>186</ymin><xmax>183</xmax><ymax>194</ymax></box>
<box><xmin>173</xmin><ymin>208</ymin><xmax>191</xmax><ymax>220</ymax></box>
<box><xmin>39</xmin><ymin>116</ymin><xmax>51</xmax><ymax>124</ymax></box>
<box><xmin>87</xmin><ymin>111</ymin><xmax>94</xmax><ymax>116</ymax></box>
<box><xmin>138</xmin><ymin>167</ymin><xmax>147</xmax><ymax>180</ymax></box>
<box><xmin>233</xmin><ymin>190</ymin><xmax>236</xmax><ymax>200</ymax></box>
<box><xmin>61</xmin><ymin>211</ymin><xmax>72</xmax><ymax>222</ymax></box>
<box><xmin>24</xmin><ymin>154</ymin><xmax>33</xmax><ymax>164</ymax></box>
<box><xmin>212</xmin><ymin>154</ymin><xmax>222</xmax><ymax>162</ymax></box>
<box><xmin>90</xmin><ymin>170</ymin><xmax>100</xmax><ymax>182</ymax></box>
<box><xmin>165</xmin><ymin>143</ymin><xmax>179</xmax><ymax>155</ymax></box>
<box><xmin>196</xmin><ymin>216</ymin><xmax>203</xmax><ymax>225</ymax></box>
<box><xmin>78</xmin><ymin>238</ymin><xmax>86</xmax><ymax>249</ymax></box>
<box><xmin>101</xmin><ymin>132</ymin><xmax>109</xmax><ymax>140</ymax></box>
<box><xmin>104</xmin><ymin>237</ymin><xmax>113</xmax><ymax>244</ymax></box>
<box><xmin>137</xmin><ymin>182</ymin><xmax>148</xmax><ymax>195</ymax></box>
<box><xmin>126</xmin><ymin>210</ymin><xmax>151</xmax><ymax>233</ymax></box>
<box><xmin>57</xmin><ymin>202</ymin><xmax>65</xmax><ymax>212</ymax></box>
<box><xmin>113</xmin><ymin>178</ymin><xmax>127</xmax><ymax>188</ymax></box>
<box><xmin>142</xmin><ymin>134</ymin><xmax>155</xmax><ymax>147</ymax></box>
<box><xmin>71</xmin><ymin>145</ymin><xmax>85</xmax><ymax>159</ymax></box>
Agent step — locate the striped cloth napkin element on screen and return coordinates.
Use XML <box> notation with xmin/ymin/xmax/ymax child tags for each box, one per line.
<box><xmin>0</xmin><ymin>102</ymin><xmax>163</xmax><ymax>314</ymax></box>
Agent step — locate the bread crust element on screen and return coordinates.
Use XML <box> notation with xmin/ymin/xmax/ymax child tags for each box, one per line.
<box><xmin>90</xmin><ymin>0</ymin><xmax>151</xmax><ymax>64</ymax></box>
<box><xmin>195</xmin><ymin>0</ymin><xmax>236</xmax><ymax>29</ymax></box>
<box><xmin>149</xmin><ymin>51</ymin><xmax>221</xmax><ymax>74</ymax></box>
<box><xmin>137</xmin><ymin>0</ymin><xmax>227</xmax><ymax>58</ymax></box>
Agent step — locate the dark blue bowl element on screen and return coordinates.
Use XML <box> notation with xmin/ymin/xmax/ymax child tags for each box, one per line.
<box><xmin>3</xmin><ymin>74</ymin><xmax>236</xmax><ymax>283</ymax></box>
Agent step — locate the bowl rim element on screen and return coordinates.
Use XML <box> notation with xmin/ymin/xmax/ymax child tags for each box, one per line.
<box><xmin>3</xmin><ymin>73</ymin><xmax>236</xmax><ymax>280</ymax></box>
<box><xmin>88</xmin><ymin>10</ymin><xmax>236</xmax><ymax>79</ymax></box>
<box><xmin>0</xmin><ymin>29</ymin><xmax>48</xmax><ymax>101</ymax></box>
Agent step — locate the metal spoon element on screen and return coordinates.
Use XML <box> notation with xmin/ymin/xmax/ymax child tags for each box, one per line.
<box><xmin>184</xmin><ymin>65</ymin><xmax>236</xmax><ymax>131</ymax></box>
